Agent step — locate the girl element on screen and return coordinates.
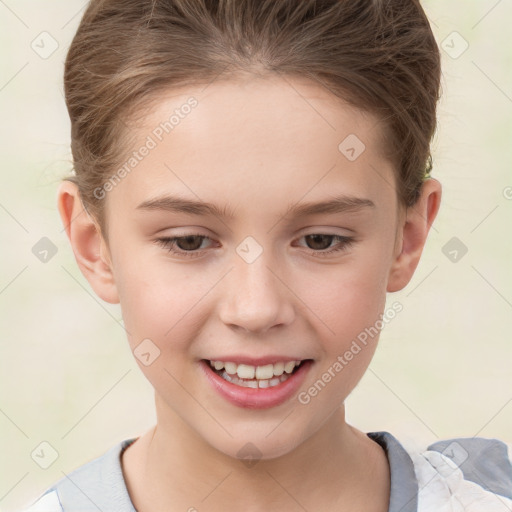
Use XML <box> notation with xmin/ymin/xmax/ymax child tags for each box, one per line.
<box><xmin>22</xmin><ymin>0</ymin><xmax>512</xmax><ymax>510</ymax></box>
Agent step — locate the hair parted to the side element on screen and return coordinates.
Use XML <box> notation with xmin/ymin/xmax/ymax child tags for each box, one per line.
<box><xmin>63</xmin><ymin>0</ymin><xmax>441</xmax><ymax>236</ymax></box>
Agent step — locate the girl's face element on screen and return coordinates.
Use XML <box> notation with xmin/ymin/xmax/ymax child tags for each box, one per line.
<box><xmin>102</xmin><ymin>75</ymin><xmax>405</xmax><ymax>459</ymax></box>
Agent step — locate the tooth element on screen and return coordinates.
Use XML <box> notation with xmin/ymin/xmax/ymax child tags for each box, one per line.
<box><xmin>255</xmin><ymin>364</ymin><xmax>274</xmax><ymax>380</ymax></box>
<box><xmin>273</xmin><ymin>362</ymin><xmax>284</xmax><ymax>376</ymax></box>
<box><xmin>218</xmin><ymin>369</ymin><xmax>291</xmax><ymax>388</ymax></box>
<box><xmin>237</xmin><ymin>364</ymin><xmax>255</xmax><ymax>379</ymax></box>
<box><xmin>213</xmin><ymin>359</ymin><xmax>305</xmax><ymax>380</ymax></box>
<box><xmin>224</xmin><ymin>362</ymin><xmax>237</xmax><ymax>375</ymax></box>
<box><xmin>220</xmin><ymin>370</ymin><xmax>234</xmax><ymax>383</ymax></box>
<box><xmin>284</xmin><ymin>361</ymin><xmax>296</xmax><ymax>374</ymax></box>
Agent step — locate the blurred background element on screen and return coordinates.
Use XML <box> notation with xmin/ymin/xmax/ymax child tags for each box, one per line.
<box><xmin>1</xmin><ymin>0</ymin><xmax>511</xmax><ymax>509</ymax></box>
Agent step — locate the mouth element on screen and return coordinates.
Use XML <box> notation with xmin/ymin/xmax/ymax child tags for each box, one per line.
<box><xmin>203</xmin><ymin>359</ymin><xmax>308</xmax><ymax>389</ymax></box>
<box><xmin>199</xmin><ymin>357</ymin><xmax>313</xmax><ymax>409</ymax></box>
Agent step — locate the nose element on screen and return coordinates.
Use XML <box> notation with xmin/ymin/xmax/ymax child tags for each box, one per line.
<box><xmin>217</xmin><ymin>249</ymin><xmax>295</xmax><ymax>334</ymax></box>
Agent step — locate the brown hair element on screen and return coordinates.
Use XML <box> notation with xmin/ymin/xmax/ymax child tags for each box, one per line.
<box><xmin>63</xmin><ymin>0</ymin><xmax>441</xmax><ymax>236</ymax></box>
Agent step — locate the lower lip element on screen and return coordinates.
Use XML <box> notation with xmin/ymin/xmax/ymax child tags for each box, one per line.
<box><xmin>200</xmin><ymin>359</ymin><xmax>313</xmax><ymax>409</ymax></box>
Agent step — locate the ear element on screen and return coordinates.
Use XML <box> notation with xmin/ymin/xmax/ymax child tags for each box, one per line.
<box><xmin>57</xmin><ymin>180</ymin><xmax>120</xmax><ymax>304</ymax></box>
<box><xmin>386</xmin><ymin>178</ymin><xmax>442</xmax><ymax>293</ymax></box>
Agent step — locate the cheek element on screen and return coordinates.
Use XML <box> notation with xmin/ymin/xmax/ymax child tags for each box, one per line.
<box><xmin>114</xmin><ymin>264</ymin><xmax>205</xmax><ymax>390</ymax></box>
<box><xmin>113</xmin><ymin>253</ymin><xmax>203</xmax><ymax>350</ymax></box>
<box><xmin>303</xmin><ymin>251</ymin><xmax>390</xmax><ymax>341</ymax></box>
<box><xmin>296</xmin><ymin>259</ymin><xmax>389</xmax><ymax>405</ymax></box>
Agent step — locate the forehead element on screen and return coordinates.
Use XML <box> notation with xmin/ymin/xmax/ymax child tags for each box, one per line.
<box><xmin>134</xmin><ymin>73</ymin><xmax>388</xmax><ymax>161</ymax></box>
<box><xmin>107</xmin><ymin>74</ymin><xmax>397</xmax><ymax>222</ymax></box>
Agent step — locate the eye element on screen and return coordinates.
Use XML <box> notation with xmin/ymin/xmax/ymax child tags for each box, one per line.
<box><xmin>155</xmin><ymin>233</ymin><xmax>355</xmax><ymax>259</ymax></box>
<box><xmin>155</xmin><ymin>234</ymin><xmax>213</xmax><ymax>258</ymax></box>
<box><xmin>296</xmin><ymin>234</ymin><xmax>355</xmax><ymax>256</ymax></box>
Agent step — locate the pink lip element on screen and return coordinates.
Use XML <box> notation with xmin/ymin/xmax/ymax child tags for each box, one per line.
<box><xmin>199</xmin><ymin>359</ymin><xmax>313</xmax><ymax>409</ymax></box>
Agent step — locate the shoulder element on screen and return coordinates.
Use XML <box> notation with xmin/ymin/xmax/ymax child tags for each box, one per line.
<box><xmin>405</xmin><ymin>435</ymin><xmax>512</xmax><ymax>511</ymax></box>
<box><xmin>20</xmin><ymin>438</ymin><xmax>138</xmax><ymax>512</ymax></box>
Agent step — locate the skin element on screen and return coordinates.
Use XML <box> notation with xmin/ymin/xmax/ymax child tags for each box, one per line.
<box><xmin>57</xmin><ymin>74</ymin><xmax>441</xmax><ymax>511</ymax></box>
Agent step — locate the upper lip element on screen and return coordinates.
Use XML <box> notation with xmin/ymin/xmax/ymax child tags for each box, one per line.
<box><xmin>203</xmin><ymin>356</ymin><xmax>311</xmax><ymax>366</ymax></box>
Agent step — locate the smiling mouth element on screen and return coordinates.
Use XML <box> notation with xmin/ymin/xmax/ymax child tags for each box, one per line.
<box><xmin>203</xmin><ymin>359</ymin><xmax>310</xmax><ymax>389</ymax></box>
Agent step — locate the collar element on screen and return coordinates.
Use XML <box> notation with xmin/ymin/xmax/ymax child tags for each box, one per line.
<box><xmin>367</xmin><ymin>431</ymin><xmax>419</xmax><ymax>512</ymax></box>
<box><xmin>50</xmin><ymin>431</ymin><xmax>419</xmax><ymax>512</ymax></box>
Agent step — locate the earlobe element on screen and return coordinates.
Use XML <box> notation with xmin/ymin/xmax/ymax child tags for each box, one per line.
<box><xmin>57</xmin><ymin>181</ymin><xmax>120</xmax><ymax>304</ymax></box>
<box><xmin>386</xmin><ymin>178</ymin><xmax>442</xmax><ymax>293</ymax></box>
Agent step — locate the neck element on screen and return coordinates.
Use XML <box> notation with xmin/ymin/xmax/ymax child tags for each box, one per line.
<box><xmin>122</xmin><ymin>394</ymin><xmax>389</xmax><ymax>512</ymax></box>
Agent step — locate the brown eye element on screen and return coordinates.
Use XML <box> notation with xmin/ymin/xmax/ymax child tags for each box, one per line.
<box><xmin>174</xmin><ymin>235</ymin><xmax>205</xmax><ymax>251</ymax></box>
<box><xmin>296</xmin><ymin>234</ymin><xmax>355</xmax><ymax>257</ymax></box>
<box><xmin>155</xmin><ymin>234</ymin><xmax>213</xmax><ymax>258</ymax></box>
<box><xmin>304</xmin><ymin>234</ymin><xmax>335</xmax><ymax>251</ymax></box>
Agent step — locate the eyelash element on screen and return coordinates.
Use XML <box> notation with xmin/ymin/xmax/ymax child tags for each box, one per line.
<box><xmin>154</xmin><ymin>233</ymin><xmax>355</xmax><ymax>259</ymax></box>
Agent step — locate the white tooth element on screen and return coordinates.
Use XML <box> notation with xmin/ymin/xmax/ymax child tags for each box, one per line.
<box><xmin>218</xmin><ymin>369</ymin><xmax>290</xmax><ymax>388</ymax></box>
<box><xmin>237</xmin><ymin>364</ymin><xmax>256</xmax><ymax>379</ymax></box>
<box><xmin>220</xmin><ymin>370</ymin><xmax>235</xmax><ymax>383</ymax></box>
<box><xmin>269</xmin><ymin>377</ymin><xmax>281</xmax><ymax>386</ymax></box>
<box><xmin>273</xmin><ymin>362</ymin><xmax>284</xmax><ymax>376</ymax></box>
<box><xmin>255</xmin><ymin>364</ymin><xmax>274</xmax><ymax>380</ymax></box>
<box><xmin>284</xmin><ymin>361</ymin><xmax>296</xmax><ymax>374</ymax></box>
<box><xmin>213</xmin><ymin>360</ymin><xmax>224</xmax><ymax>370</ymax></box>
<box><xmin>224</xmin><ymin>362</ymin><xmax>237</xmax><ymax>375</ymax></box>
<box><xmin>294</xmin><ymin>360</ymin><xmax>301</xmax><ymax>366</ymax></box>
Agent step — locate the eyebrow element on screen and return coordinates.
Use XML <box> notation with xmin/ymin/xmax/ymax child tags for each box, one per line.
<box><xmin>135</xmin><ymin>194</ymin><xmax>376</xmax><ymax>219</ymax></box>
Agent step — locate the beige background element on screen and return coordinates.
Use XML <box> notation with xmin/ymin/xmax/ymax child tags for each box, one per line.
<box><xmin>1</xmin><ymin>0</ymin><xmax>511</xmax><ymax>510</ymax></box>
